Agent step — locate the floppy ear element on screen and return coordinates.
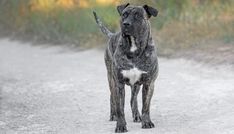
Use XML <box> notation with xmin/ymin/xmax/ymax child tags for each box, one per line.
<box><xmin>117</xmin><ymin>3</ymin><xmax>130</xmax><ymax>15</ymax></box>
<box><xmin>143</xmin><ymin>5</ymin><xmax>158</xmax><ymax>18</ymax></box>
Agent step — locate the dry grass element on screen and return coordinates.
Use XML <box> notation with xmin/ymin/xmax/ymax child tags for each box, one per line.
<box><xmin>152</xmin><ymin>0</ymin><xmax>234</xmax><ymax>56</ymax></box>
<box><xmin>0</xmin><ymin>0</ymin><xmax>233</xmax><ymax>54</ymax></box>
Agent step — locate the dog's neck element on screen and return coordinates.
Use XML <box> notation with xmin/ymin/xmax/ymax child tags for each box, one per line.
<box><xmin>129</xmin><ymin>36</ymin><xmax>137</xmax><ymax>52</ymax></box>
<box><xmin>121</xmin><ymin>30</ymin><xmax>152</xmax><ymax>58</ymax></box>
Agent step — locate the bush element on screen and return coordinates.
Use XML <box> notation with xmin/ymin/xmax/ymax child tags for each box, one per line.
<box><xmin>0</xmin><ymin>0</ymin><xmax>233</xmax><ymax>49</ymax></box>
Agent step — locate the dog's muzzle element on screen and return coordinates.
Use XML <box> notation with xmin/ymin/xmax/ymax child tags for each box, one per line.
<box><xmin>122</xmin><ymin>22</ymin><xmax>134</xmax><ymax>36</ymax></box>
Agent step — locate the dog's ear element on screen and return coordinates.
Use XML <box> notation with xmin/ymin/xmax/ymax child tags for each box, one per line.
<box><xmin>117</xmin><ymin>3</ymin><xmax>130</xmax><ymax>15</ymax></box>
<box><xmin>143</xmin><ymin>5</ymin><xmax>158</xmax><ymax>18</ymax></box>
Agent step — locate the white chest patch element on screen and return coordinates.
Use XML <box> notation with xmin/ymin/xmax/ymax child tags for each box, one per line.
<box><xmin>130</xmin><ymin>36</ymin><xmax>137</xmax><ymax>52</ymax></box>
<box><xmin>121</xmin><ymin>67</ymin><xmax>146</xmax><ymax>85</ymax></box>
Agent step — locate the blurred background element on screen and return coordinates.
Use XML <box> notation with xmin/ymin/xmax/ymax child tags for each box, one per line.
<box><xmin>0</xmin><ymin>0</ymin><xmax>233</xmax><ymax>64</ymax></box>
<box><xmin>1</xmin><ymin>1</ymin><xmax>234</xmax><ymax>133</ymax></box>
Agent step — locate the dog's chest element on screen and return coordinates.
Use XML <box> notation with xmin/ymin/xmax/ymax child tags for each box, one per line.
<box><xmin>121</xmin><ymin>67</ymin><xmax>146</xmax><ymax>85</ymax></box>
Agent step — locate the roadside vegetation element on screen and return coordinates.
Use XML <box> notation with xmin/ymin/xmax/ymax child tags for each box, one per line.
<box><xmin>0</xmin><ymin>0</ymin><xmax>233</xmax><ymax>56</ymax></box>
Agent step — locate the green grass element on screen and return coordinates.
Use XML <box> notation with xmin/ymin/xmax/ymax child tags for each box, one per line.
<box><xmin>0</xmin><ymin>0</ymin><xmax>233</xmax><ymax>50</ymax></box>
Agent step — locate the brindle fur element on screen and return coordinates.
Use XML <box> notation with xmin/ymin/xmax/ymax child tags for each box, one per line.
<box><xmin>93</xmin><ymin>3</ymin><xmax>158</xmax><ymax>133</ymax></box>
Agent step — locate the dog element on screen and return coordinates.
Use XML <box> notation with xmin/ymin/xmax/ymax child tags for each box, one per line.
<box><xmin>93</xmin><ymin>3</ymin><xmax>158</xmax><ymax>133</ymax></box>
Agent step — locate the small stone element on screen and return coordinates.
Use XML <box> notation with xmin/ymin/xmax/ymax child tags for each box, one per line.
<box><xmin>0</xmin><ymin>121</ymin><xmax>6</xmax><ymax>126</ymax></box>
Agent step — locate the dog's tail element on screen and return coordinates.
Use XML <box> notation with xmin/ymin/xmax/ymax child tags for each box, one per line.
<box><xmin>93</xmin><ymin>11</ymin><xmax>113</xmax><ymax>38</ymax></box>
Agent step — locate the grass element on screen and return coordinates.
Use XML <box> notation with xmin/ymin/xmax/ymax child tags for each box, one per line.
<box><xmin>151</xmin><ymin>0</ymin><xmax>234</xmax><ymax>55</ymax></box>
<box><xmin>0</xmin><ymin>0</ymin><xmax>233</xmax><ymax>54</ymax></box>
<box><xmin>0</xmin><ymin>0</ymin><xmax>119</xmax><ymax>46</ymax></box>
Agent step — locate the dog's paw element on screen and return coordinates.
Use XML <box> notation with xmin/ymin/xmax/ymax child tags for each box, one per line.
<box><xmin>142</xmin><ymin>121</ymin><xmax>155</xmax><ymax>129</ymax></box>
<box><xmin>133</xmin><ymin>114</ymin><xmax>142</xmax><ymax>122</ymax></box>
<box><xmin>115</xmin><ymin>125</ymin><xmax>128</xmax><ymax>133</ymax></box>
<box><xmin>110</xmin><ymin>115</ymin><xmax>117</xmax><ymax>121</ymax></box>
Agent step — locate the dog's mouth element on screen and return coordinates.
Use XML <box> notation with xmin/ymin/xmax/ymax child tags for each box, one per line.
<box><xmin>121</xmin><ymin>24</ymin><xmax>134</xmax><ymax>35</ymax></box>
<box><xmin>122</xmin><ymin>29</ymin><xmax>133</xmax><ymax>36</ymax></box>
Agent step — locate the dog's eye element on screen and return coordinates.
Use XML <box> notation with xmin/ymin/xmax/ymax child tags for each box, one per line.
<box><xmin>134</xmin><ymin>13</ymin><xmax>141</xmax><ymax>19</ymax></box>
<box><xmin>122</xmin><ymin>12</ymin><xmax>128</xmax><ymax>18</ymax></box>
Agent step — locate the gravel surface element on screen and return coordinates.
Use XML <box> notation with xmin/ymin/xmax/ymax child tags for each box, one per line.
<box><xmin>0</xmin><ymin>39</ymin><xmax>234</xmax><ymax>134</ymax></box>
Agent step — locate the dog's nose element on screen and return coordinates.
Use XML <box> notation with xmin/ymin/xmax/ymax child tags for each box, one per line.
<box><xmin>123</xmin><ymin>22</ymin><xmax>131</xmax><ymax>26</ymax></box>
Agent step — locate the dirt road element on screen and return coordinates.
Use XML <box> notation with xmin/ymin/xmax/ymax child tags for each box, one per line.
<box><xmin>0</xmin><ymin>39</ymin><xmax>234</xmax><ymax>134</ymax></box>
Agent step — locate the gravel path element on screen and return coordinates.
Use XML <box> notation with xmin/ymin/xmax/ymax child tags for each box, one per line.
<box><xmin>0</xmin><ymin>39</ymin><xmax>234</xmax><ymax>134</ymax></box>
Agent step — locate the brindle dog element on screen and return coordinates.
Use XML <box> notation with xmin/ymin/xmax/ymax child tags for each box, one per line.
<box><xmin>93</xmin><ymin>3</ymin><xmax>158</xmax><ymax>133</ymax></box>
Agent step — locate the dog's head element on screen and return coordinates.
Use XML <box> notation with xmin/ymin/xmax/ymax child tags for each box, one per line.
<box><xmin>117</xmin><ymin>3</ymin><xmax>158</xmax><ymax>37</ymax></box>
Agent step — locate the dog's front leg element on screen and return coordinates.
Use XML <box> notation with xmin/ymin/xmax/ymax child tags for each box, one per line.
<box><xmin>142</xmin><ymin>81</ymin><xmax>155</xmax><ymax>129</ymax></box>
<box><xmin>115</xmin><ymin>81</ymin><xmax>127</xmax><ymax>133</ymax></box>
<box><xmin>130</xmin><ymin>84</ymin><xmax>141</xmax><ymax>122</ymax></box>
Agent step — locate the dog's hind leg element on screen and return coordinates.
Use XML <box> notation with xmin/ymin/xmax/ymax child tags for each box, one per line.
<box><xmin>108</xmin><ymin>73</ymin><xmax>117</xmax><ymax>121</ymax></box>
<box><xmin>130</xmin><ymin>84</ymin><xmax>141</xmax><ymax>122</ymax></box>
<box><xmin>105</xmin><ymin>52</ymin><xmax>117</xmax><ymax>121</ymax></box>
<box><xmin>141</xmin><ymin>81</ymin><xmax>155</xmax><ymax>129</ymax></box>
